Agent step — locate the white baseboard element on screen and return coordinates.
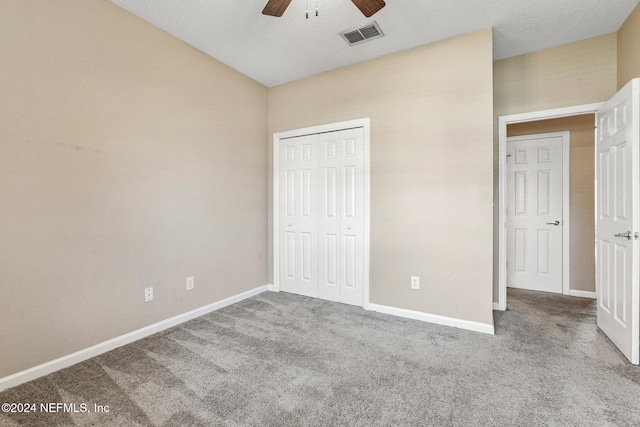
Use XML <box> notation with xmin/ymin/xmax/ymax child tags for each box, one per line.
<box><xmin>0</xmin><ymin>285</ymin><xmax>269</xmax><ymax>392</ymax></box>
<box><xmin>267</xmin><ymin>283</ymin><xmax>278</xmax><ymax>292</ymax></box>
<box><xmin>493</xmin><ymin>302</ymin><xmax>502</xmax><ymax>311</ymax></box>
<box><xmin>568</xmin><ymin>289</ymin><xmax>597</xmax><ymax>299</ymax></box>
<box><xmin>368</xmin><ymin>303</ymin><xmax>495</xmax><ymax>335</ymax></box>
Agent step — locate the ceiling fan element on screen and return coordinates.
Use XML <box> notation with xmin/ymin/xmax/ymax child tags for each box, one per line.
<box><xmin>262</xmin><ymin>0</ymin><xmax>386</xmax><ymax>18</ymax></box>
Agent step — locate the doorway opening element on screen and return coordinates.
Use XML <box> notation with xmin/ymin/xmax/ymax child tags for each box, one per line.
<box><xmin>497</xmin><ymin>104</ymin><xmax>603</xmax><ymax>311</ymax></box>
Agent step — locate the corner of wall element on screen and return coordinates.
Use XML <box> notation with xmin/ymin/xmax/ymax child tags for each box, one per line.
<box><xmin>617</xmin><ymin>2</ymin><xmax>640</xmax><ymax>89</ymax></box>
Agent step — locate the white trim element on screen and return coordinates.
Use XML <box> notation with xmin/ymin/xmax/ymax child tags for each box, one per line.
<box><xmin>272</xmin><ymin>118</ymin><xmax>371</xmax><ymax>308</ymax></box>
<box><xmin>562</xmin><ymin>132</ymin><xmax>571</xmax><ymax>296</ymax></box>
<box><xmin>273</xmin><ymin>130</ymin><xmax>280</xmax><ymax>292</ymax></box>
<box><xmin>493</xmin><ymin>302</ymin><xmax>501</xmax><ymax>310</ymax></box>
<box><xmin>369</xmin><ymin>303</ymin><xmax>495</xmax><ymax>335</ymax></box>
<box><xmin>497</xmin><ymin>103</ymin><xmax>604</xmax><ymax>311</ymax></box>
<box><xmin>0</xmin><ymin>285</ymin><xmax>269</xmax><ymax>392</ymax></box>
<box><xmin>362</xmin><ymin>122</ymin><xmax>371</xmax><ymax>310</ymax></box>
<box><xmin>505</xmin><ymin>131</ymin><xmax>571</xmax><ymax>296</ymax></box>
<box><xmin>568</xmin><ymin>289</ymin><xmax>597</xmax><ymax>299</ymax></box>
<box><xmin>267</xmin><ymin>283</ymin><xmax>278</xmax><ymax>292</ymax></box>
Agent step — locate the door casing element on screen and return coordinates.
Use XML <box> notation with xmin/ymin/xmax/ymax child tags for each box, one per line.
<box><xmin>272</xmin><ymin>118</ymin><xmax>371</xmax><ymax>309</ymax></box>
<box><xmin>497</xmin><ymin>103</ymin><xmax>604</xmax><ymax>311</ymax></box>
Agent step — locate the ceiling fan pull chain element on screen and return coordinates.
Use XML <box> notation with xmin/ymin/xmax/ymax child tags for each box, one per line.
<box><xmin>306</xmin><ymin>0</ymin><xmax>309</xmax><ymax>18</ymax></box>
<box><xmin>316</xmin><ymin>0</ymin><xmax>318</xmax><ymax>16</ymax></box>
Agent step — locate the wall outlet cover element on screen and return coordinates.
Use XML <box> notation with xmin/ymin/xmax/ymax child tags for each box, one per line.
<box><xmin>144</xmin><ymin>287</ymin><xmax>153</xmax><ymax>302</ymax></box>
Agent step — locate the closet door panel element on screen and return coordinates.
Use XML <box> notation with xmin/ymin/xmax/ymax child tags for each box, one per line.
<box><xmin>318</xmin><ymin>131</ymin><xmax>341</xmax><ymax>302</ymax></box>
<box><xmin>338</xmin><ymin>128</ymin><xmax>365</xmax><ymax>306</ymax></box>
<box><xmin>279</xmin><ymin>135</ymin><xmax>318</xmax><ymax>298</ymax></box>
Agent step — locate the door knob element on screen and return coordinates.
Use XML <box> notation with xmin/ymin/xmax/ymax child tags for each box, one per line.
<box><xmin>615</xmin><ymin>231</ymin><xmax>633</xmax><ymax>240</ymax></box>
<box><xmin>347</xmin><ymin>226</ymin><xmax>352</xmax><ymax>230</ymax></box>
<box><xmin>546</xmin><ymin>220</ymin><xmax>560</xmax><ymax>226</ymax></box>
<box><xmin>287</xmin><ymin>223</ymin><xmax>292</xmax><ymax>227</ymax></box>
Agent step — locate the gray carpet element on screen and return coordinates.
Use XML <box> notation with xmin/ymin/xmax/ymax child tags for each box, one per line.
<box><xmin>1</xmin><ymin>289</ymin><xmax>639</xmax><ymax>426</ymax></box>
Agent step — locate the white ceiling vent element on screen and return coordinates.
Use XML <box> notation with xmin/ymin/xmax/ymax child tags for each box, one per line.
<box><xmin>340</xmin><ymin>21</ymin><xmax>384</xmax><ymax>46</ymax></box>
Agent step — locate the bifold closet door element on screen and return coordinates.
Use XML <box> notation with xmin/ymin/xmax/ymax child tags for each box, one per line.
<box><xmin>278</xmin><ymin>128</ymin><xmax>365</xmax><ymax>306</ymax></box>
<box><xmin>318</xmin><ymin>128</ymin><xmax>365</xmax><ymax>306</ymax></box>
<box><xmin>279</xmin><ymin>134</ymin><xmax>319</xmax><ymax>298</ymax></box>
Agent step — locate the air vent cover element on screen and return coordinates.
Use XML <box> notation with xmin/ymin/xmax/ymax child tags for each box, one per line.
<box><xmin>340</xmin><ymin>21</ymin><xmax>384</xmax><ymax>46</ymax></box>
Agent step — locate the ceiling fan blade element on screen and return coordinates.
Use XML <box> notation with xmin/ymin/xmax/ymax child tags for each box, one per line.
<box><xmin>351</xmin><ymin>0</ymin><xmax>386</xmax><ymax>17</ymax></box>
<box><xmin>262</xmin><ymin>0</ymin><xmax>293</xmax><ymax>17</ymax></box>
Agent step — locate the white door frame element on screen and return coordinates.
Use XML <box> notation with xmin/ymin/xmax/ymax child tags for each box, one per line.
<box><xmin>272</xmin><ymin>118</ymin><xmax>371</xmax><ymax>309</ymax></box>
<box><xmin>497</xmin><ymin>103</ymin><xmax>603</xmax><ymax>311</ymax></box>
<box><xmin>506</xmin><ymin>131</ymin><xmax>570</xmax><ymax>294</ymax></box>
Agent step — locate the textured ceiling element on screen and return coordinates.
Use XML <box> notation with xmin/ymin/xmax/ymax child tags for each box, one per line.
<box><xmin>109</xmin><ymin>0</ymin><xmax>639</xmax><ymax>87</ymax></box>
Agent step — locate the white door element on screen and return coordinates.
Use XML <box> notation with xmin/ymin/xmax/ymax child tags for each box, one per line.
<box><xmin>596</xmin><ymin>78</ymin><xmax>640</xmax><ymax>364</ymax></box>
<box><xmin>318</xmin><ymin>128</ymin><xmax>365</xmax><ymax>306</ymax></box>
<box><xmin>279</xmin><ymin>134</ymin><xmax>319</xmax><ymax>298</ymax></box>
<box><xmin>278</xmin><ymin>127</ymin><xmax>366</xmax><ymax>306</ymax></box>
<box><xmin>506</xmin><ymin>133</ymin><xmax>564</xmax><ymax>293</ymax></box>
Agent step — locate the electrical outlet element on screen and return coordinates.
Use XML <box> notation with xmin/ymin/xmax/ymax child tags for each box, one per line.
<box><xmin>411</xmin><ymin>276</ymin><xmax>420</xmax><ymax>290</ymax></box>
<box><xmin>144</xmin><ymin>287</ymin><xmax>153</xmax><ymax>302</ymax></box>
<box><xmin>186</xmin><ymin>276</ymin><xmax>194</xmax><ymax>291</ymax></box>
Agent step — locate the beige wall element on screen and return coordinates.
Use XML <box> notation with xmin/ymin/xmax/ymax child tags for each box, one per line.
<box><xmin>618</xmin><ymin>3</ymin><xmax>640</xmax><ymax>89</ymax></box>
<box><xmin>269</xmin><ymin>29</ymin><xmax>495</xmax><ymax>327</ymax></box>
<box><xmin>507</xmin><ymin>115</ymin><xmax>596</xmax><ymax>292</ymax></box>
<box><xmin>494</xmin><ymin>34</ymin><xmax>617</xmax><ymax>118</ymax></box>
<box><xmin>0</xmin><ymin>0</ymin><xmax>268</xmax><ymax>379</ymax></box>
<box><xmin>493</xmin><ymin>34</ymin><xmax>617</xmax><ymax>301</ymax></box>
